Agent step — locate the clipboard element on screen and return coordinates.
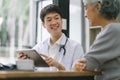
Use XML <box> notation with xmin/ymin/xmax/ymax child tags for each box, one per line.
<box><xmin>16</xmin><ymin>49</ymin><xmax>49</xmax><ymax>67</ymax></box>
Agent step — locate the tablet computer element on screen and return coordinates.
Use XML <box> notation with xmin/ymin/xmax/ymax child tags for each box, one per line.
<box><xmin>16</xmin><ymin>49</ymin><xmax>49</xmax><ymax>67</ymax></box>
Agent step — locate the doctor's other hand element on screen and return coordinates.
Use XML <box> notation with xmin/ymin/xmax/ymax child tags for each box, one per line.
<box><xmin>40</xmin><ymin>53</ymin><xmax>65</xmax><ymax>70</ymax></box>
<box><xmin>17</xmin><ymin>52</ymin><xmax>30</xmax><ymax>59</ymax></box>
<box><xmin>72</xmin><ymin>58</ymin><xmax>86</xmax><ymax>71</ymax></box>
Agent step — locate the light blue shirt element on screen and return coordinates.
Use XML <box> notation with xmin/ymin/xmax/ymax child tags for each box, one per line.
<box><xmin>33</xmin><ymin>33</ymin><xmax>84</xmax><ymax>71</ymax></box>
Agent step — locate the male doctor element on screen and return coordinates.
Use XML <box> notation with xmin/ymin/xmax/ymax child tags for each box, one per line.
<box><xmin>18</xmin><ymin>4</ymin><xmax>84</xmax><ymax>71</ymax></box>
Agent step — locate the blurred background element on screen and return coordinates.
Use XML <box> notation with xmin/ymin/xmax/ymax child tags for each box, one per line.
<box><xmin>0</xmin><ymin>0</ymin><xmax>31</xmax><ymax>64</ymax></box>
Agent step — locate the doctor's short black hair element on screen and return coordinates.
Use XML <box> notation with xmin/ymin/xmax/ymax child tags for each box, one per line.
<box><xmin>40</xmin><ymin>4</ymin><xmax>62</xmax><ymax>22</ymax></box>
<box><xmin>99</xmin><ymin>0</ymin><xmax>120</xmax><ymax>20</ymax></box>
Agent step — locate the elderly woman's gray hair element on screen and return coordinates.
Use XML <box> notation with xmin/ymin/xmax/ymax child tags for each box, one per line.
<box><xmin>83</xmin><ymin>0</ymin><xmax>120</xmax><ymax>20</ymax></box>
<box><xmin>83</xmin><ymin>0</ymin><xmax>102</xmax><ymax>5</ymax></box>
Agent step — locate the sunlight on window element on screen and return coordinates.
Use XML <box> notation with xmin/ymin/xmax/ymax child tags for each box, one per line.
<box><xmin>36</xmin><ymin>0</ymin><xmax>52</xmax><ymax>43</ymax></box>
<box><xmin>0</xmin><ymin>0</ymin><xmax>31</xmax><ymax>64</ymax></box>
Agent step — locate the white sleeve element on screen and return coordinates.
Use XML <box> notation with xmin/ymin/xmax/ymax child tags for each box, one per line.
<box><xmin>32</xmin><ymin>42</ymin><xmax>43</xmax><ymax>54</ymax></box>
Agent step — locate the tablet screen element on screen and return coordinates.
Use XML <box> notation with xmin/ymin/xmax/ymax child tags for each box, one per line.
<box><xmin>16</xmin><ymin>49</ymin><xmax>49</xmax><ymax>67</ymax></box>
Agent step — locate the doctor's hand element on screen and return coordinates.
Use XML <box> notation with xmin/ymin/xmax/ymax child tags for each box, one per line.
<box><xmin>72</xmin><ymin>58</ymin><xmax>87</xmax><ymax>71</ymax></box>
<box><xmin>40</xmin><ymin>53</ymin><xmax>65</xmax><ymax>70</ymax></box>
<box><xmin>17</xmin><ymin>52</ymin><xmax>30</xmax><ymax>59</ymax></box>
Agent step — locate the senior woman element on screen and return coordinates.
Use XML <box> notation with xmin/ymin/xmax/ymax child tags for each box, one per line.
<box><xmin>73</xmin><ymin>0</ymin><xmax>120</xmax><ymax>80</ymax></box>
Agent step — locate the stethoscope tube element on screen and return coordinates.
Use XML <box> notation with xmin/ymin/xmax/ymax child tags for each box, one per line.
<box><xmin>59</xmin><ymin>38</ymin><xmax>68</xmax><ymax>56</ymax></box>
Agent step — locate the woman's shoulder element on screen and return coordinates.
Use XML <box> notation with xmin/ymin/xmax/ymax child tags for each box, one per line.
<box><xmin>106</xmin><ymin>23</ymin><xmax>120</xmax><ymax>32</ymax></box>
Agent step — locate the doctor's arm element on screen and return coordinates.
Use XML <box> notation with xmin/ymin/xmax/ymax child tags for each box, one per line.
<box><xmin>40</xmin><ymin>54</ymin><xmax>65</xmax><ymax>70</ymax></box>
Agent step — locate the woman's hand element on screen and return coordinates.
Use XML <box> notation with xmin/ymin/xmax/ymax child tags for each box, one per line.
<box><xmin>40</xmin><ymin>53</ymin><xmax>65</xmax><ymax>70</ymax></box>
<box><xmin>72</xmin><ymin>58</ymin><xmax>86</xmax><ymax>71</ymax></box>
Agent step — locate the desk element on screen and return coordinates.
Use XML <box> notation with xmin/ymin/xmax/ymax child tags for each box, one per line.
<box><xmin>0</xmin><ymin>71</ymin><xmax>100</xmax><ymax>80</ymax></box>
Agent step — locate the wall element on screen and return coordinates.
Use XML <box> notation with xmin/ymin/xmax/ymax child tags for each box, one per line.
<box><xmin>70</xmin><ymin>0</ymin><xmax>82</xmax><ymax>44</ymax></box>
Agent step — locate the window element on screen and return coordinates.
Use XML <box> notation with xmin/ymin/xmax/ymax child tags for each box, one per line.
<box><xmin>36</xmin><ymin>0</ymin><xmax>52</xmax><ymax>42</ymax></box>
<box><xmin>0</xmin><ymin>0</ymin><xmax>34</xmax><ymax>64</ymax></box>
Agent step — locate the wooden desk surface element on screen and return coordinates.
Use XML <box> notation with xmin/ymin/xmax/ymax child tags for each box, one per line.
<box><xmin>0</xmin><ymin>71</ymin><xmax>100</xmax><ymax>79</ymax></box>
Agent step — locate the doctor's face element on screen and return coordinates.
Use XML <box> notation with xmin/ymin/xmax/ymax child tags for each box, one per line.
<box><xmin>84</xmin><ymin>3</ymin><xmax>100</xmax><ymax>26</ymax></box>
<box><xmin>43</xmin><ymin>12</ymin><xmax>62</xmax><ymax>36</ymax></box>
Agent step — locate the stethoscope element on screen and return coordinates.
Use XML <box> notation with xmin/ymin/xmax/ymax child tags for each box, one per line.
<box><xmin>59</xmin><ymin>37</ymin><xmax>68</xmax><ymax>56</ymax></box>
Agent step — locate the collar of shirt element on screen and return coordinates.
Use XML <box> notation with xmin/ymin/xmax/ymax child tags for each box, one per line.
<box><xmin>47</xmin><ymin>33</ymin><xmax>67</xmax><ymax>46</ymax></box>
<box><xmin>47</xmin><ymin>33</ymin><xmax>67</xmax><ymax>58</ymax></box>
